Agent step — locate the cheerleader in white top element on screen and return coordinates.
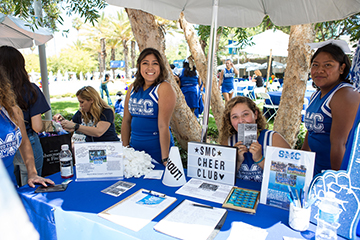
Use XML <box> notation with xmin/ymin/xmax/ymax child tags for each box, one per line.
<box><xmin>302</xmin><ymin>41</ymin><xmax>360</xmax><ymax>176</ymax></box>
<box><xmin>122</xmin><ymin>48</ymin><xmax>176</xmax><ymax>166</ymax></box>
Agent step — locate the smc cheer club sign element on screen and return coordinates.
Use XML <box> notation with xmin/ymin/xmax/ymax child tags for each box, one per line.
<box><xmin>187</xmin><ymin>142</ymin><xmax>237</xmax><ymax>186</ymax></box>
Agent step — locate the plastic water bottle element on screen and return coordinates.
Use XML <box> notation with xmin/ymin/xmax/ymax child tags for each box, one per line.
<box><xmin>315</xmin><ymin>192</ymin><xmax>341</xmax><ymax>240</ymax></box>
<box><xmin>59</xmin><ymin>144</ymin><xmax>74</xmax><ymax>178</ymax></box>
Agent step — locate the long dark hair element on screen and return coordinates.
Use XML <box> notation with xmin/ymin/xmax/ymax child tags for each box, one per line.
<box><xmin>183</xmin><ymin>61</ymin><xmax>197</xmax><ymax>77</ymax></box>
<box><xmin>133</xmin><ymin>48</ymin><xmax>168</xmax><ymax>92</ymax></box>
<box><xmin>0</xmin><ymin>46</ymin><xmax>38</xmax><ymax>111</ymax></box>
<box><xmin>311</xmin><ymin>43</ymin><xmax>351</xmax><ymax>89</ymax></box>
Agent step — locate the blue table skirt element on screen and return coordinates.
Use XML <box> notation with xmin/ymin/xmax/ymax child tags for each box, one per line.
<box><xmin>18</xmin><ymin>165</ymin><xmax>355</xmax><ymax>240</ymax></box>
<box><xmin>264</xmin><ymin>90</ymin><xmax>315</xmax><ymax>121</ymax></box>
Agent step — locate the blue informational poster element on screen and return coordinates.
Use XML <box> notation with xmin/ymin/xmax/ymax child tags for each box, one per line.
<box><xmin>260</xmin><ymin>146</ymin><xmax>315</xmax><ymax>210</ymax></box>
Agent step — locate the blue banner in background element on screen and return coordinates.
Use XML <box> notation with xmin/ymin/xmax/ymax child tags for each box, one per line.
<box><xmin>110</xmin><ymin>60</ymin><xmax>125</xmax><ymax>68</ymax></box>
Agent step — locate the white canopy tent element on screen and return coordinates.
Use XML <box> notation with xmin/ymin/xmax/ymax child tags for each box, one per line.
<box><xmin>0</xmin><ymin>13</ymin><xmax>53</xmax><ymax>49</ymax></box>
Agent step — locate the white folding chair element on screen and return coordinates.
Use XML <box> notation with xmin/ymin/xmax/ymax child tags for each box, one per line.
<box><xmin>235</xmin><ymin>81</ymin><xmax>249</xmax><ymax>97</ymax></box>
<box><xmin>259</xmin><ymin>92</ymin><xmax>279</xmax><ymax>122</ymax></box>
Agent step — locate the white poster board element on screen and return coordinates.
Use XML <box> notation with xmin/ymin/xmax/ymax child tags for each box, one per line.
<box><xmin>74</xmin><ymin>141</ymin><xmax>124</xmax><ymax>181</ymax></box>
<box><xmin>260</xmin><ymin>146</ymin><xmax>315</xmax><ymax>210</ymax></box>
<box><xmin>187</xmin><ymin>142</ymin><xmax>237</xmax><ymax>186</ymax></box>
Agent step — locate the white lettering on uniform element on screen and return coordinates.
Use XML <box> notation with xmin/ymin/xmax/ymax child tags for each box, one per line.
<box><xmin>305</xmin><ymin>112</ymin><xmax>324</xmax><ymax>133</ymax></box>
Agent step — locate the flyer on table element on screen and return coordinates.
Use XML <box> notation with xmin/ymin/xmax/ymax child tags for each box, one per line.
<box><xmin>260</xmin><ymin>146</ymin><xmax>315</xmax><ymax>210</ymax></box>
<box><xmin>74</xmin><ymin>142</ymin><xmax>124</xmax><ymax>181</ymax></box>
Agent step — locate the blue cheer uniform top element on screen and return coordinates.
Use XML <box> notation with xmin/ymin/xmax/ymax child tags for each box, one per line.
<box><xmin>222</xmin><ymin>68</ymin><xmax>235</xmax><ymax>93</ymax></box>
<box><xmin>128</xmin><ymin>83</ymin><xmax>174</xmax><ymax>164</ymax></box>
<box><xmin>179</xmin><ymin>68</ymin><xmax>200</xmax><ymax>109</ymax></box>
<box><xmin>0</xmin><ymin>107</ymin><xmax>22</xmax><ymax>186</ymax></box>
<box><xmin>228</xmin><ymin>129</ymin><xmax>274</xmax><ymax>182</ymax></box>
<box><xmin>305</xmin><ymin>82</ymin><xmax>354</xmax><ymax>176</ymax></box>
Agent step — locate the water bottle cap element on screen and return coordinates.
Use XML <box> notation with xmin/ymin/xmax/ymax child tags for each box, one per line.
<box><xmin>61</xmin><ymin>144</ymin><xmax>69</xmax><ymax>150</ymax></box>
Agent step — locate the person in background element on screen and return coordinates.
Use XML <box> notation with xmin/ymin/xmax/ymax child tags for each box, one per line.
<box><xmin>121</xmin><ymin>48</ymin><xmax>176</xmax><ymax>166</ymax></box>
<box><xmin>178</xmin><ymin>56</ymin><xmax>202</xmax><ymax>115</ymax></box>
<box><xmin>0</xmin><ymin>46</ymin><xmax>51</xmax><ymax>186</ymax></box>
<box><xmin>53</xmin><ymin>86</ymin><xmax>119</xmax><ymax>142</ymax></box>
<box><xmin>100</xmin><ymin>73</ymin><xmax>113</xmax><ymax>106</ymax></box>
<box><xmin>0</xmin><ymin>66</ymin><xmax>53</xmax><ymax>188</ymax></box>
<box><xmin>302</xmin><ymin>41</ymin><xmax>360</xmax><ymax>176</ymax></box>
<box><xmin>252</xmin><ymin>69</ymin><xmax>264</xmax><ymax>87</ymax></box>
<box><xmin>219</xmin><ymin>59</ymin><xmax>239</xmax><ymax>103</ymax></box>
<box><xmin>219</xmin><ymin>96</ymin><xmax>290</xmax><ymax>182</ymax></box>
<box><xmin>114</xmin><ymin>91</ymin><xmax>125</xmax><ymax>117</ymax></box>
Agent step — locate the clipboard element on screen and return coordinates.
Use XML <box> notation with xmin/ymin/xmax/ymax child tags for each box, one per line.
<box><xmin>98</xmin><ymin>188</ymin><xmax>176</xmax><ymax>232</ymax></box>
<box><xmin>154</xmin><ymin>199</ymin><xmax>228</xmax><ymax>240</ymax></box>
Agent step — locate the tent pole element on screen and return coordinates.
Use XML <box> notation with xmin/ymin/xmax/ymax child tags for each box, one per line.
<box><xmin>34</xmin><ymin>0</ymin><xmax>52</xmax><ymax>120</ymax></box>
<box><xmin>265</xmin><ymin>49</ymin><xmax>272</xmax><ymax>93</ymax></box>
<box><xmin>201</xmin><ymin>0</ymin><xmax>218</xmax><ymax>143</ymax></box>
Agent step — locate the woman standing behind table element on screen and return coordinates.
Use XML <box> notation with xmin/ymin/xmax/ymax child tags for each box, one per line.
<box><xmin>219</xmin><ymin>96</ymin><xmax>290</xmax><ymax>182</ymax></box>
<box><xmin>53</xmin><ymin>86</ymin><xmax>119</xmax><ymax>142</ymax></box>
<box><xmin>121</xmin><ymin>48</ymin><xmax>176</xmax><ymax>166</ymax></box>
<box><xmin>219</xmin><ymin>59</ymin><xmax>239</xmax><ymax>103</ymax></box>
<box><xmin>0</xmin><ymin>67</ymin><xmax>53</xmax><ymax>187</ymax></box>
<box><xmin>0</xmin><ymin>46</ymin><xmax>51</xmax><ymax>186</ymax></box>
<box><xmin>302</xmin><ymin>41</ymin><xmax>360</xmax><ymax>176</ymax></box>
<box><xmin>178</xmin><ymin>56</ymin><xmax>202</xmax><ymax>115</ymax></box>
<box><xmin>252</xmin><ymin>70</ymin><xmax>264</xmax><ymax>87</ymax></box>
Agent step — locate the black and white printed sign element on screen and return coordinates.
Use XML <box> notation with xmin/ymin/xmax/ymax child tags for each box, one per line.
<box><xmin>187</xmin><ymin>142</ymin><xmax>237</xmax><ymax>186</ymax></box>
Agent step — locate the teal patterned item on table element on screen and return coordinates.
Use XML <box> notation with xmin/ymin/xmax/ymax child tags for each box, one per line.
<box><xmin>222</xmin><ymin>187</ymin><xmax>260</xmax><ymax>214</ymax></box>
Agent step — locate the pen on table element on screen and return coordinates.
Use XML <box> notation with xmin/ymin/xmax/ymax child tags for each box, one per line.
<box><xmin>286</xmin><ymin>193</ymin><xmax>294</xmax><ymax>205</ymax></box>
<box><xmin>305</xmin><ymin>196</ymin><xmax>317</xmax><ymax>209</ymax></box>
<box><xmin>191</xmin><ymin>203</ymin><xmax>214</xmax><ymax>209</ymax></box>
<box><xmin>142</xmin><ymin>190</ymin><xmax>166</xmax><ymax>198</ymax></box>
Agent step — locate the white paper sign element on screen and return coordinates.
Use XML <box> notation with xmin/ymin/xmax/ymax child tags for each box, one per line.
<box><xmin>187</xmin><ymin>142</ymin><xmax>237</xmax><ymax>186</ymax></box>
<box><xmin>74</xmin><ymin>141</ymin><xmax>124</xmax><ymax>181</ymax></box>
<box><xmin>260</xmin><ymin>146</ymin><xmax>315</xmax><ymax>210</ymax></box>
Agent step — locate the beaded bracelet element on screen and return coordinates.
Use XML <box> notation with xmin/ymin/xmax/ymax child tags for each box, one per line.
<box><xmin>254</xmin><ymin>156</ymin><xmax>264</xmax><ymax>164</ymax></box>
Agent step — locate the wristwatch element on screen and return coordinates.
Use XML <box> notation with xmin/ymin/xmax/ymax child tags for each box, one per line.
<box><xmin>162</xmin><ymin>157</ymin><xmax>169</xmax><ymax>163</ymax></box>
<box><xmin>74</xmin><ymin>123</ymin><xmax>80</xmax><ymax>131</ymax></box>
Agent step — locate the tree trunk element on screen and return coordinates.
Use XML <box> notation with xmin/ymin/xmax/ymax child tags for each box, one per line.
<box><xmin>273</xmin><ymin>24</ymin><xmax>315</xmax><ymax>147</ymax></box>
<box><xmin>123</xmin><ymin>40</ymin><xmax>129</xmax><ymax>78</ymax></box>
<box><xmin>125</xmin><ymin>8</ymin><xmax>201</xmax><ymax>150</ymax></box>
<box><xmin>179</xmin><ymin>13</ymin><xmax>225</xmax><ymax>131</ymax></box>
<box><xmin>111</xmin><ymin>48</ymin><xmax>116</xmax><ymax>77</ymax></box>
<box><xmin>131</xmin><ymin>40</ymin><xmax>136</xmax><ymax>68</ymax></box>
<box><xmin>99</xmin><ymin>38</ymin><xmax>106</xmax><ymax>75</ymax></box>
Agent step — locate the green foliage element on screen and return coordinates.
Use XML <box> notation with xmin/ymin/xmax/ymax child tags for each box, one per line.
<box><xmin>114</xmin><ymin>113</ymin><xmax>122</xmax><ymax>135</ymax></box>
<box><xmin>295</xmin><ymin>123</ymin><xmax>307</xmax><ymax>150</ymax></box>
<box><xmin>24</xmin><ymin>53</ymin><xmax>41</xmax><ymax>73</ymax></box>
<box><xmin>50</xmin><ymin>100</ymin><xmax>79</xmax><ymax>120</ymax></box>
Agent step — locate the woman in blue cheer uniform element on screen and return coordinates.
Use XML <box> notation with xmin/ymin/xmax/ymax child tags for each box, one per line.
<box><xmin>54</xmin><ymin>86</ymin><xmax>119</xmax><ymax>142</ymax></box>
<box><xmin>219</xmin><ymin>96</ymin><xmax>290</xmax><ymax>182</ymax></box>
<box><xmin>0</xmin><ymin>67</ymin><xmax>53</xmax><ymax>187</ymax></box>
<box><xmin>219</xmin><ymin>59</ymin><xmax>239</xmax><ymax>103</ymax></box>
<box><xmin>178</xmin><ymin>56</ymin><xmax>202</xmax><ymax>116</ymax></box>
<box><xmin>302</xmin><ymin>41</ymin><xmax>360</xmax><ymax>176</ymax></box>
<box><xmin>0</xmin><ymin>46</ymin><xmax>51</xmax><ymax>186</ymax></box>
<box><xmin>122</xmin><ymin>48</ymin><xmax>176</xmax><ymax>165</ymax></box>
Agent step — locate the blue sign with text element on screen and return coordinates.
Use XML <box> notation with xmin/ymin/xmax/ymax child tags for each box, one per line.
<box><xmin>110</xmin><ymin>60</ymin><xmax>125</xmax><ymax>68</ymax></box>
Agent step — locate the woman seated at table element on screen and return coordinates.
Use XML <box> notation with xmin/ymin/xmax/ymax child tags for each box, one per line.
<box><xmin>121</xmin><ymin>48</ymin><xmax>176</xmax><ymax>166</ymax></box>
<box><xmin>302</xmin><ymin>41</ymin><xmax>360</xmax><ymax>176</ymax></box>
<box><xmin>219</xmin><ymin>96</ymin><xmax>290</xmax><ymax>182</ymax></box>
<box><xmin>53</xmin><ymin>86</ymin><xmax>119</xmax><ymax>142</ymax></box>
<box><xmin>0</xmin><ymin>66</ymin><xmax>54</xmax><ymax>188</ymax></box>
<box><xmin>219</xmin><ymin>59</ymin><xmax>239</xmax><ymax>103</ymax></box>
